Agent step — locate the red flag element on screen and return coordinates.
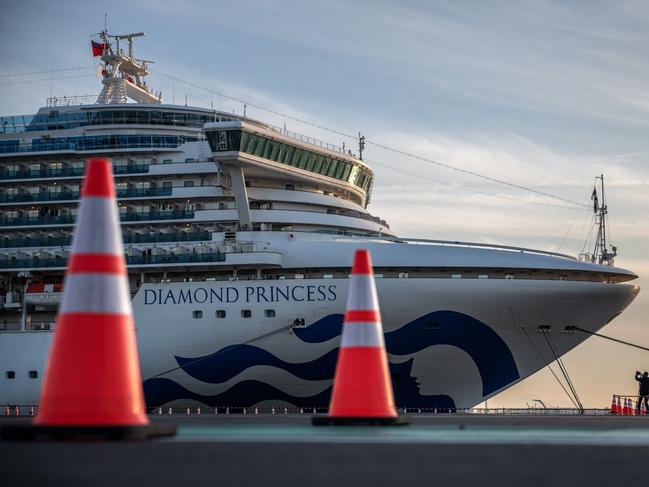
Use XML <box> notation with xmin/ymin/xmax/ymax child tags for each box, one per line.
<box><xmin>91</xmin><ymin>40</ymin><xmax>105</xmax><ymax>57</ymax></box>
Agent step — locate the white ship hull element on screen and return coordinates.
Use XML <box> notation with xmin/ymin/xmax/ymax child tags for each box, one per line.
<box><xmin>0</xmin><ymin>274</ymin><xmax>638</xmax><ymax>410</ymax></box>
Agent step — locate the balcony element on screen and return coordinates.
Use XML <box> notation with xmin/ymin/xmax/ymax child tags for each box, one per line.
<box><xmin>0</xmin><ymin>231</ymin><xmax>212</xmax><ymax>248</ymax></box>
<box><xmin>0</xmin><ymin>252</ymin><xmax>226</xmax><ymax>269</ymax></box>
<box><xmin>0</xmin><ymin>210</ymin><xmax>195</xmax><ymax>227</ymax></box>
<box><xmin>0</xmin><ymin>164</ymin><xmax>149</xmax><ymax>180</ymax></box>
<box><xmin>0</xmin><ymin>135</ymin><xmax>198</xmax><ymax>155</ymax></box>
<box><xmin>0</xmin><ymin>186</ymin><xmax>173</xmax><ymax>203</ymax></box>
<box><xmin>121</xmin><ymin>210</ymin><xmax>195</xmax><ymax>222</ymax></box>
<box><xmin>0</xmin><ymin>215</ymin><xmax>75</xmax><ymax>226</ymax></box>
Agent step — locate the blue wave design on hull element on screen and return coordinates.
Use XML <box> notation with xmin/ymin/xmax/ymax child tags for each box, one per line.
<box><xmin>144</xmin><ymin>358</ymin><xmax>456</xmax><ymax>410</ymax></box>
<box><xmin>143</xmin><ymin>310</ymin><xmax>518</xmax><ymax>409</ymax></box>
<box><xmin>175</xmin><ymin>345</ymin><xmax>339</xmax><ymax>383</ymax></box>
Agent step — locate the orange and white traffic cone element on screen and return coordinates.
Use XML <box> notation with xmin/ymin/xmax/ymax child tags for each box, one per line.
<box><xmin>622</xmin><ymin>398</ymin><xmax>630</xmax><ymax>416</ymax></box>
<box><xmin>617</xmin><ymin>396</ymin><xmax>623</xmax><ymax>416</ymax></box>
<box><xmin>313</xmin><ymin>249</ymin><xmax>408</xmax><ymax>426</ymax></box>
<box><xmin>610</xmin><ymin>395</ymin><xmax>618</xmax><ymax>415</ymax></box>
<box><xmin>4</xmin><ymin>405</ymin><xmax>9</xmax><ymax>416</ymax></box>
<box><xmin>0</xmin><ymin>159</ymin><xmax>175</xmax><ymax>441</ymax></box>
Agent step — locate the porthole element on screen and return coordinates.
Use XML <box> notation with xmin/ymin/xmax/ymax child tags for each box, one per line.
<box><xmin>5</xmin><ymin>371</ymin><xmax>15</xmax><ymax>379</ymax></box>
<box><xmin>193</xmin><ymin>310</ymin><xmax>203</xmax><ymax>319</ymax></box>
<box><xmin>215</xmin><ymin>310</ymin><xmax>226</xmax><ymax>319</ymax></box>
<box><xmin>28</xmin><ymin>370</ymin><xmax>38</xmax><ymax>379</ymax></box>
<box><xmin>241</xmin><ymin>309</ymin><xmax>252</xmax><ymax>318</ymax></box>
<box><xmin>264</xmin><ymin>309</ymin><xmax>276</xmax><ymax>318</ymax></box>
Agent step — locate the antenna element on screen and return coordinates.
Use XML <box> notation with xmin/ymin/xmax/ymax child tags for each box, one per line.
<box><xmin>590</xmin><ymin>174</ymin><xmax>617</xmax><ymax>266</ymax></box>
<box><xmin>94</xmin><ymin>28</ymin><xmax>162</xmax><ymax>104</ymax></box>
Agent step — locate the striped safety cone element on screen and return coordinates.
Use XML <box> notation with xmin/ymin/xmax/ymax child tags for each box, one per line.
<box><xmin>0</xmin><ymin>159</ymin><xmax>175</xmax><ymax>441</ymax></box>
<box><xmin>313</xmin><ymin>249</ymin><xmax>408</xmax><ymax>426</ymax></box>
<box><xmin>610</xmin><ymin>395</ymin><xmax>618</xmax><ymax>415</ymax></box>
<box><xmin>641</xmin><ymin>399</ymin><xmax>647</xmax><ymax>416</ymax></box>
<box><xmin>622</xmin><ymin>398</ymin><xmax>630</xmax><ymax>416</ymax></box>
<box><xmin>617</xmin><ymin>396</ymin><xmax>623</xmax><ymax>416</ymax></box>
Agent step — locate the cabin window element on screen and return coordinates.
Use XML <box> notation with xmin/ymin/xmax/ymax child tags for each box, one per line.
<box><xmin>241</xmin><ymin>309</ymin><xmax>252</xmax><ymax>318</ymax></box>
<box><xmin>184</xmin><ymin>180</ymin><xmax>195</xmax><ymax>187</ymax></box>
<box><xmin>452</xmin><ymin>274</ymin><xmax>462</xmax><ymax>279</ymax></box>
<box><xmin>505</xmin><ymin>274</ymin><xmax>515</xmax><ymax>279</ymax></box>
<box><xmin>5</xmin><ymin>371</ymin><xmax>15</xmax><ymax>379</ymax></box>
<box><xmin>215</xmin><ymin>310</ymin><xmax>226</xmax><ymax>319</ymax></box>
<box><xmin>478</xmin><ymin>274</ymin><xmax>489</xmax><ymax>279</ymax></box>
<box><xmin>398</xmin><ymin>272</ymin><xmax>409</xmax><ymax>278</ymax></box>
<box><xmin>192</xmin><ymin>310</ymin><xmax>203</xmax><ymax>319</ymax></box>
<box><xmin>28</xmin><ymin>370</ymin><xmax>38</xmax><ymax>379</ymax></box>
<box><xmin>264</xmin><ymin>309</ymin><xmax>276</xmax><ymax>318</ymax></box>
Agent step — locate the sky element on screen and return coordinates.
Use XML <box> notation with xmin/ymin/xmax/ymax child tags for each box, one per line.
<box><xmin>1</xmin><ymin>0</ymin><xmax>649</xmax><ymax>408</ymax></box>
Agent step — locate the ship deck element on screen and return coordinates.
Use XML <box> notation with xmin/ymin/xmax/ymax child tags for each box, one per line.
<box><xmin>2</xmin><ymin>414</ymin><xmax>649</xmax><ymax>486</ymax></box>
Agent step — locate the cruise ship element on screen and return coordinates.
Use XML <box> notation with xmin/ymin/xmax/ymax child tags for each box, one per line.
<box><xmin>0</xmin><ymin>31</ymin><xmax>640</xmax><ymax>411</ymax></box>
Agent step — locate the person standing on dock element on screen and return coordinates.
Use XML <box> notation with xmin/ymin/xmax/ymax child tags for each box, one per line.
<box><xmin>635</xmin><ymin>371</ymin><xmax>649</xmax><ymax>414</ymax></box>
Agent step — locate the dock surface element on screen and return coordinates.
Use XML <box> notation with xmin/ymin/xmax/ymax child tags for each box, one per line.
<box><xmin>2</xmin><ymin>414</ymin><xmax>648</xmax><ymax>486</ymax></box>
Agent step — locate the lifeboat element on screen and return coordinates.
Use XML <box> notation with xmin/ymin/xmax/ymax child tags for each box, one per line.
<box><xmin>24</xmin><ymin>283</ymin><xmax>63</xmax><ymax>306</ymax></box>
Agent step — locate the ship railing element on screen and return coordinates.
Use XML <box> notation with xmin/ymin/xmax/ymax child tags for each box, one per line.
<box><xmin>0</xmin><ymin>252</ymin><xmax>225</xmax><ymax>269</ymax></box>
<box><xmin>0</xmin><ymin>241</ymin><xmax>271</xmax><ymax>269</ymax></box>
<box><xmin>0</xmin><ymin>231</ymin><xmax>213</xmax><ymax>249</ymax></box>
<box><xmin>46</xmin><ymin>95</ymin><xmax>98</xmax><ymax>108</ymax></box>
<box><xmin>0</xmin><ymin>138</ymin><xmax>190</xmax><ymax>155</ymax></box>
<box><xmin>0</xmin><ymin>210</ymin><xmax>196</xmax><ymax>227</ymax></box>
<box><xmin>0</xmin><ymin>187</ymin><xmax>173</xmax><ymax>203</ymax></box>
<box><xmin>265</xmin><ymin>124</ymin><xmax>352</xmax><ymax>156</ymax></box>
<box><xmin>0</xmin><ymin>164</ymin><xmax>150</xmax><ymax>180</ymax></box>
<box><xmin>352</xmin><ymin>235</ymin><xmax>578</xmax><ymax>261</ymax></box>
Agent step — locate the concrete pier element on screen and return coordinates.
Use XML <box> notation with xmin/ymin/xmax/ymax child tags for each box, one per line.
<box><xmin>2</xmin><ymin>414</ymin><xmax>648</xmax><ymax>486</ymax></box>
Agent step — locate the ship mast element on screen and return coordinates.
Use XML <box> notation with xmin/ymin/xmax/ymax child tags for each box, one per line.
<box><xmin>94</xmin><ymin>29</ymin><xmax>162</xmax><ymax>104</ymax></box>
<box><xmin>590</xmin><ymin>174</ymin><xmax>617</xmax><ymax>266</ymax></box>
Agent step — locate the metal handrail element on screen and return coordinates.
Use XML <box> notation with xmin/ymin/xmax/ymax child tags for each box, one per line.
<box><xmin>337</xmin><ymin>235</ymin><xmax>579</xmax><ymax>261</ymax></box>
